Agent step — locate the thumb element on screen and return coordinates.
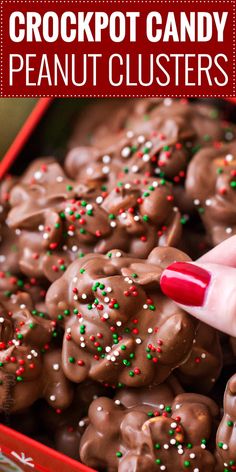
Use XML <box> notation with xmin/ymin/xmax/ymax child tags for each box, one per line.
<box><xmin>160</xmin><ymin>261</ymin><xmax>236</xmax><ymax>336</ymax></box>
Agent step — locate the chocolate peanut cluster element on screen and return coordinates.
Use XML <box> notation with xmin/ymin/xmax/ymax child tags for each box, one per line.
<box><xmin>7</xmin><ymin>159</ymin><xmax>182</xmax><ymax>283</ymax></box>
<box><xmin>80</xmin><ymin>379</ymin><xmax>219</xmax><ymax>471</ymax></box>
<box><xmin>186</xmin><ymin>142</ymin><xmax>236</xmax><ymax>245</ymax></box>
<box><xmin>46</xmin><ymin>246</ymin><xmax>222</xmax><ymax>390</ymax></box>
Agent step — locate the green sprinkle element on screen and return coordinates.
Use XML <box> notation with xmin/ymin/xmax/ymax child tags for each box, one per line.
<box><xmin>17</xmin><ymin>334</ymin><xmax>23</xmax><ymax>340</ymax></box>
<box><xmin>120</xmin><ymin>345</ymin><xmax>126</xmax><ymax>351</ymax></box>
<box><xmin>67</xmin><ymin>185</ymin><xmax>73</xmax><ymax>191</ymax></box>
<box><xmin>16</xmin><ymin>376</ymin><xmax>23</xmax><ymax>382</ymax></box>
<box><xmin>80</xmin><ymin>268</ymin><xmax>85</xmax><ymax>274</ymax></box>
<box><xmin>64</xmin><ymin>310</ymin><xmax>70</xmax><ymax>316</ymax></box>
<box><xmin>73</xmin><ymin>309</ymin><xmax>78</xmax><ymax>315</ymax></box>
<box><xmin>116</xmin><ymin>452</ymin><xmax>122</xmax><ymax>458</ymax></box>
<box><xmin>143</xmin><ymin>215</ymin><xmax>149</xmax><ymax>222</ymax></box>
<box><xmin>184</xmin><ymin>461</ymin><xmax>190</xmax><ymax>468</ymax></box>
<box><xmin>155</xmin><ymin>444</ymin><xmax>161</xmax><ymax>450</ymax></box>
<box><xmin>69</xmin><ymin>357</ymin><xmax>75</xmax><ymax>363</ymax></box>
<box><xmin>129</xmin><ymin>371</ymin><xmax>134</xmax><ymax>377</ymax></box>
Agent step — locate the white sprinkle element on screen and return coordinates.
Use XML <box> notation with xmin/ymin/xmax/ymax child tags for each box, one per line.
<box><xmin>137</xmin><ymin>135</ymin><xmax>145</xmax><ymax>144</ymax></box>
<box><xmin>201</xmin><ymin>444</ymin><xmax>206</xmax><ymax>449</ymax></box>
<box><xmin>190</xmin><ymin>453</ymin><xmax>196</xmax><ymax>459</ymax></box>
<box><xmin>0</xmin><ymin>317</ymin><xmax>4</xmax><ymax>323</ymax></box>
<box><xmin>107</xmin><ymin>287</ymin><xmax>112</xmax><ymax>293</ymax></box>
<box><xmin>72</xmin><ymin>245</ymin><xmax>78</xmax><ymax>253</ymax></box>
<box><xmin>116</xmin><ymin>321</ymin><xmax>122</xmax><ymax>327</ymax></box>
<box><xmin>34</xmin><ymin>171</ymin><xmax>42</xmax><ymax>180</ymax></box>
<box><xmin>134</xmin><ymin>216</ymin><xmax>140</xmax><ymax>222</ymax></box>
<box><xmin>175</xmin><ymin>404</ymin><xmax>180</xmax><ymax>410</ymax></box>
<box><xmin>80</xmin><ymin>342</ymin><xmax>86</xmax><ymax>348</ymax></box>
<box><xmin>194</xmin><ymin>199</ymin><xmax>200</xmax><ymax>205</ymax></box>
<box><xmin>56</xmin><ymin>176</ymin><xmax>64</xmax><ymax>182</ymax></box>
<box><xmin>147</xmin><ymin>328</ymin><xmax>153</xmax><ymax>334</ymax></box>
<box><xmin>27</xmin><ymin>355</ymin><xmax>32</xmax><ymax>360</ymax></box>
<box><xmin>178</xmin><ymin>449</ymin><xmax>184</xmax><ymax>455</ymax></box>
<box><xmin>160</xmin><ymin>467</ymin><xmax>166</xmax><ymax>471</ymax></box>
<box><xmin>111</xmin><ymin>356</ymin><xmax>116</xmax><ymax>362</ymax></box>
<box><xmin>73</xmin><ymin>295</ymin><xmax>78</xmax><ymax>301</ymax></box>
<box><xmin>53</xmin><ymin>364</ymin><xmax>60</xmax><ymax>371</ymax></box>
<box><xmin>97</xmin><ymin>406</ymin><xmax>103</xmax><ymax>411</ymax></box>
<box><xmin>225</xmin><ymin>153</ymin><xmax>233</xmax><ymax>162</ymax></box>
<box><xmin>131</xmin><ymin>165</ymin><xmax>139</xmax><ymax>173</ymax></box>
<box><xmin>103</xmin><ymin>313</ymin><xmax>109</xmax><ymax>319</ymax></box>
<box><xmin>142</xmin><ymin>154</ymin><xmax>150</xmax><ymax>162</ymax></box>
<box><xmin>222</xmin><ymin>444</ymin><xmax>228</xmax><ymax>450</ymax></box>
<box><xmin>68</xmin><ymin>231</ymin><xmax>74</xmax><ymax>237</ymax></box>
<box><xmin>114</xmin><ymin>350</ymin><xmax>119</xmax><ymax>357</ymax></box>
<box><xmin>126</xmin><ymin>131</ymin><xmax>134</xmax><ymax>139</ymax></box>
<box><xmin>201</xmin><ymin>353</ymin><xmax>206</xmax><ymax>359</ymax></box>
<box><xmin>145</xmin><ymin>141</ymin><xmax>153</xmax><ymax>149</ymax></box>
<box><xmin>106</xmin><ymin>355</ymin><xmax>111</xmax><ymax>361</ymax></box>
<box><xmin>20</xmin><ymin>304</ymin><xmax>26</xmax><ymax>309</ymax></box>
<box><xmin>116</xmin><ymin>251</ymin><xmax>122</xmax><ymax>258</ymax></box>
<box><xmin>205</xmin><ymin>199</ymin><xmax>212</xmax><ymax>206</ymax></box>
<box><xmin>66</xmin><ymin>328</ymin><xmax>71</xmax><ymax>334</ymax></box>
<box><xmin>38</xmin><ymin>225</ymin><xmax>44</xmax><ymax>231</ymax></box>
<box><xmin>170</xmin><ymin>422</ymin><xmax>177</xmax><ymax>429</ymax></box>
<box><xmin>43</xmin><ymin>233</ymin><xmax>49</xmax><ymax>240</ymax></box>
<box><xmin>80</xmin><ymin>337</ymin><xmax>85</xmax><ymax>342</ymax></box>
<box><xmin>163</xmin><ymin>444</ymin><xmax>169</xmax><ymax>450</ymax></box>
<box><xmin>102</xmin><ymin>155</ymin><xmax>111</xmax><ymax>164</ymax></box>
<box><xmin>102</xmin><ymin>166</ymin><xmax>110</xmax><ymax>174</ymax></box>
<box><xmin>164</xmin><ymin>98</ymin><xmax>173</xmax><ymax>106</ymax></box>
<box><xmin>226</xmin><ymin>227</ymin><xmax>233</xmax><ymax>234</ymax></box>
<box><xmin>73</xmin><ymin>277</ymin><xmax>78</xmax><ymax>283</ymax></box>
<box><xmin>86</xmin><ymin>167</ymin><xmax>93</xmax><ymax>175</ymax></box>
<box><xmin>86</xmin><ymin>204</ymin><xmax>93</xmax><ymax>211</ymax></box>
<box><xmin>96</xmin><ymin>196</ymin><xmax>103</xmax><ymax>204</ymax></box>
<box><xmin>50</xmin><ymin>395</ymin><xmax>56</xmax><ymax>402</ymax></box>
<box><xmin>152</xmin><ymin>181</ymin><xmax>158</xmax><ymax>188</ymax></box>
<box><xmin>110</xmin><ymin>221</ymin><xmax>117</xmax><ymax>228</ymax></box>
<box><xmin>104</xmin><ymin>297</ymin><xmax>110</xmax><ymax>303</ymax></box>
<box><xmin>170</xmin><ymin>439</ymin><xmax>176</xmax><ymax>445</ymax></box>
<box><xmin>136</xmin><ymin>338</ymin><xmax>142</xmax><ymax>344</ymax></box>
<box><xmin>82</xmin><ymin>293</ymin><xmax>87</xmax><ymax>300</ymax></box>
<box><xmin>105</xmin><ymin>346</ymin><xmax>111</xmax><ymax>353</ymax></box>
<box><xmin>0</xmin><ymin>255</ymin><xmax>6</xmax><ymax>263</ymax></box>
<box><xmin>124</xmin><ymin>183</ymin><xmax>131</xmax><ymax>190</ymax></box>
<box><xmin>115</xmin><ymin>400</ymin><xmax>121</xmax><ymax>405</ymax></box>
<box><xmin>143</xmin><ymin>304</ymin><xmax>148</xmax><ymax>309</ymax></box>
<box><xmin>79</xmin><ymin>420</ymin><xmax>85</xmax><ymax>427</ymax></box>
<box><xmin>193</xmin><ymin>469</ymin><xmax>200</xmax><ymax>472</ymax></box>
<box><xmin>159</xmin><ymin>404</ymin><xmax>164</xmax><ymax>410</ymax></box>
<box><xmin>15</xmin><ymin>229</ymin><xmax>21</xmax><ymax>236</ymax></box>
<box><xmin>121</xmin><ymin>146</ymin><xmax>131</xmax><ymax>158</ymax></box>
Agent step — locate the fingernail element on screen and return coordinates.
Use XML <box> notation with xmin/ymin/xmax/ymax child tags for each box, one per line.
<box><xmin>160</xmin><ymin>262</ymin><xmax>211</xmax><ymax>306</ymax></box>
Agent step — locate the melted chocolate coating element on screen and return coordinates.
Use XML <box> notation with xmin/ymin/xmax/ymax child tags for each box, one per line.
<box><xmin>177</xmin><ymin>322</ymin><xmax>222</xmax><ymax>393</ymax></box>
<box><xmin>216</xmin><ymin>374</ymin><xmax>236</xmax><ymax>469</ymax></box>
<box><xmin>186</xmin><ymin>141</ymin><xmax>236</xmax><ymax>246</ymax></box>
<box><xmin>46</xmin><ymin>246</ymin><xmax>221</xmax><ymax>389</ymax></box>
<box><xmin>80</xmin><ymin>380</ymin><xmax>219</xmax><ymax>471</ymax></box>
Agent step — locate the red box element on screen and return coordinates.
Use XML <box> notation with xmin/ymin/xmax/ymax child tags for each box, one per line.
<box><xmin>0</xmin><ymin>97</ymin><xmax>236</xmax><ymax>472</ymax></box>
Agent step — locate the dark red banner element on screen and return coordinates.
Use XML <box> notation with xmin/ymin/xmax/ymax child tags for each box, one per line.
<box><xmin>0</xmin><ymin>0</ymin><xmax>235</xmax><ymax>97</ymax></box>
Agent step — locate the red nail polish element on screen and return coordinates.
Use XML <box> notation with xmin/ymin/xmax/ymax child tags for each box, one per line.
<box><xmin>160</xmin><ymin>262</ymin><xmax>211</xmax><ymax>306</ymax></box>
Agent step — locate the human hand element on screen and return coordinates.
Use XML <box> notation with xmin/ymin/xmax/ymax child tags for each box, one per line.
<box><xmin>160</xmin><ymin>235</ymin><xmax>236</xmax><ymax>336</ymax></box>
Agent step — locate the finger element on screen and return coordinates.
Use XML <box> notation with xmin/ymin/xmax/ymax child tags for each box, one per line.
<box><xmin>198</xmin><ymin>235</ymin><xmax>236</xmax><ymax>267</ymax></box>
<box><xmin>160</xmin><ymin>261</ymin><xmax>236</xmax><ymax>336</ymax></box>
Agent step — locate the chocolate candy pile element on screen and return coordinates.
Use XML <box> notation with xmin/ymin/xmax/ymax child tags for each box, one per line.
<box><xmin>1</xmin><ymin>98</ymin><xmax>236</xmax><ymax>471</ymax></box>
